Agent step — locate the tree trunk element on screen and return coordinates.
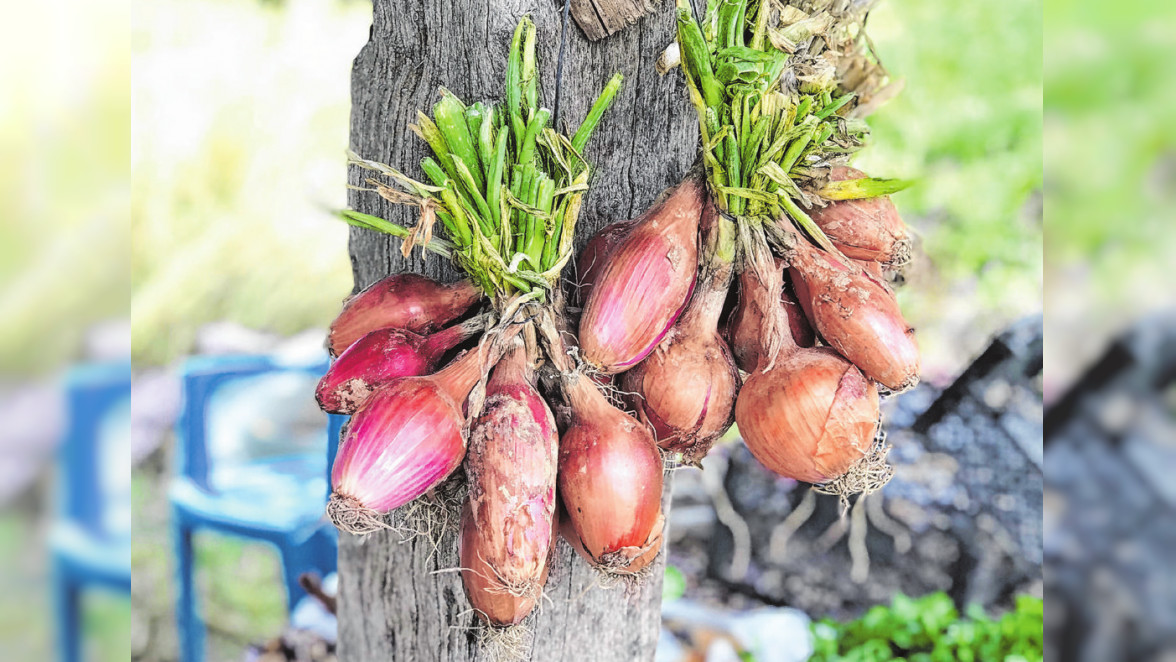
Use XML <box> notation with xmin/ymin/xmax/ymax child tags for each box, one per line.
<box><xmin>340</xmin><ymin>1</ymin><xmax>697</xmax><ymax>660</ymax></box>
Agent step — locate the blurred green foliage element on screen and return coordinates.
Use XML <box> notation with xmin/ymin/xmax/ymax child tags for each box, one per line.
<box><xmin>131</xmin><ymin>0</ymin><xmax>369</xmax><ymax>366</ymax></box>
<box><xmin>1043</xmin><ymin>0</ymin><xmax>1176</xmax><ymax>284</ymax></box>
<box><xmin>810</xmin><ymin>592</ymin><xmax>1044</xmax><ymax>662</ymax></box>
<box><xmin>1042</xmin><ymin>0</ymin><xmax>1176</xmax><ymax>392</ymax></box>
<box><xmin>858</xmin><ymin>0</ymin><xmax>1042</xmax><ymax>303</ymax></box>
<box><xmin>0</xmin><ymin>1</ymin><xmax>130</xmax><ymax>374</ymax></box>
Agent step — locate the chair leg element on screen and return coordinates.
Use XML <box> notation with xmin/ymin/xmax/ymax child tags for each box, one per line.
<box><xmin>173</xmin><ymin>516</ymin><xmax>204</xmax><ymax>662</ymax></box>
<box><xmin>54</xmin><ymin>566</ymin><xmax>80</xmax><ymax>662</ymax></box>
<box><xmin>311</xmin><ymin>526</ymin><xmax>339</xmax><ymax>576</ymax></box>
<box><xmin>279</xmin><ymin>539</ymin><xmax>311</xmax><ymax>612</ymax></box>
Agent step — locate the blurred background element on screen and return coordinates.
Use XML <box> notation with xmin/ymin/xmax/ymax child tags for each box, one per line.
<box><xmin>8</xmin><ymin>0</ymin><xmax>1135</xmax><ymax>658</ymax></box>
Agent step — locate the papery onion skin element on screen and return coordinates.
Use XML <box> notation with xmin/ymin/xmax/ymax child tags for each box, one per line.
<box><xmin>459</xmin><ymin>503</ymin><xmax>553</xmax><ymax>626</ymax></box>
<box><xmin>575</xmin><ymin>220</ymin><xmax>633</xmax><ymax>305</ymax></box>
<box><xmin>579</xmin><ymin>174</ymin><xmax>703</xmax><ymax>373</ymax></box>
<box><xmin>788</xmin><ymin>238</ymin><xmax>920</xmax><ymax>392</ymax></box>
<box><xmin>728</xmin><ymin>266</ymin><xmax>815</xmax><ymax>372</ymax></box>
<box><xmin>464</xmin><ymin>345</ymin><xmax>558</xmax><ymax>609</ymax></box>
<box><xmin>558</xmin><ymin>375</ymin><xmax>664</xmax><ymax>572</ymax></box>
<box><xmin>810</xmin><ymin>166</ymin><xmax>910</xmax><ymax>264</ymax></box>
<box><xmin>329</xmin><ymin>349</ymin><xmax>484</xmax><ymax>514</ymax></box>
<box><xmin>735</xmin><ymin>347</ymin><xmax>880</xmax><ymax>483</ymax></box>
<box><xmin>328</xmin><ymin>274</ymin><xmax>481</xmax><ymax>356</ymax></box>
<box><xmin>622</xmin><ymin>333</ymin><xmax>739</xmax><ymax>463</ymax></box>
<box><xmin>316</xmin><ymin>317</ymin><xmax>483</xmax><ymax>415</ymax></box>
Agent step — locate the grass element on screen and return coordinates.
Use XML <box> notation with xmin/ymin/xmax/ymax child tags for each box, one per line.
<box><xmin>0</xmin><ymin>513</ymin><xmax>131</xmax><ymax>662</ymax></box>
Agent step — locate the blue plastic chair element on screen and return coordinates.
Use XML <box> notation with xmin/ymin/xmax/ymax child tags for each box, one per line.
<box><xmin>51</xmin><ymin>362</ymin><xmax>132</xmax><ymax>662</ymax></box>
<box><xmin>326</xmin><ymin>413</ymin><xmax>347</xmax><ymax>490</ymax></box>
<box><xmin>170</xmin><ymin>354</ymin><xmax>337</xmax><ymax>662</ymax></box>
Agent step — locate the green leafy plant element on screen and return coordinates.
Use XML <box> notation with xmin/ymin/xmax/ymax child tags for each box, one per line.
<box><xmin>810</xmin><ymin>592</ymin><xmax>1043</xmax><ymax>662</ymax></box>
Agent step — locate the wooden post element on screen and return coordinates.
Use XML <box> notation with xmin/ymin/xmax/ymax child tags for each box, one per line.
<box><xmin>339</xmin><ymin>1</ymin><xmax>696</xmax><ymax>660</ymax></box>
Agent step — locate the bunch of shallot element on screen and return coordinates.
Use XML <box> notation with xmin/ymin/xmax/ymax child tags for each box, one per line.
<box><xmin>317</xmin><ymin>0</ymin><xmax>927</xmax><ymax>636</ymax></box>
<box><xmin>319</xmin><ymin>17</ymin><xmax>667</xmax><ymax>632</ymax></box>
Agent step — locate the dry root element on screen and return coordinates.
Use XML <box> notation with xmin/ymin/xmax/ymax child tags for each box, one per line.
<box><xmin>474</xmin><ymin>620</ymin><xmax>529</xmax><ymax>662</ymax></box>
<box><xmin>326</xmin><ymin>493</ymin><xmax>392</xmax><ymax>535</ymax></box>
<box><xmin>589</xmin><ymin>512</ymin><xmax>665</xmax><ymax>587</ymax></box>
<box><xmin>387</xmin><ymin>475</ymin><xmax>467</xmax><ymax>560</ymax></box>
<box><xmin>887</xmin><ymin>236</ymin><xmax>913</xmax><ymax>269</ymax></box>
<box><xmin>814</xmin><ymin>426</ymin><xmax>895</xmax><ymax>511</ymax></box>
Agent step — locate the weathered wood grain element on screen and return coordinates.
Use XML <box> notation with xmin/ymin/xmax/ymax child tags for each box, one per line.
<box><xmin>340</xmin><ymin>1</ymin><xmax>696</xmax><ymax>659</ymax></box>
<box><xmin>570</xmin><ymin>0</ymin><xmax>658</xmax><ymax>41</ymax></box>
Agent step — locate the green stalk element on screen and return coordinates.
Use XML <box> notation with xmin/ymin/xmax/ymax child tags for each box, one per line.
<box><xmin>571</xmin><ymin>73</ymin><xmax>623</xmax><ymax>155</ymax></box>
<box><xmin>741</xmin><ymin>115</ymin><xmax>768</xmax><ymax>177</ymax></box>
<box><xmin>676</xmin><ymin>0</ymin><xmax>724</xmax><ymax>111</ymax></box>
<box><xmin>465</xmin><ymin>103</ymin><xmax>484</xmax><ymax>153</ymax></box>
<box><xmin>541</xmin><ymin>197</ymin><xmax>567</xmax><ymax>270</ymax></box>
<box><xmin>336</xmin><ymin>210</ymin><xmax>456</xmax><ymax>257</ymax></box>
<box><xmin>452</xmin><ymin>155</ymin><xmax>493</xmax><ymax>235</ymax></box>
<box><xmin>412</xmin><ymin>112</ymin><xmax>460</xmax><ymax>185</ymax></box>
<box><xmin>726</xmin><ymin>132</ymin><xmax>742</xmax><ymax>213</ymax></box>
<box><xmin>438</xmin><ymin>184</ymin><xmax>473</xmax><ymax>246</ymax></box>
<box><xmin>506</xmin><ymin>19</ymin><xmax>528</xmax><ymax>146</ymax></box>
<box><xmin>477</xmin><ymin>108</ymin><xmax>496</xmax><ymax>182</ymax></box>
<box><xmin>486</xmin><ymin>130</ymin><xmax>508</xmax><ymax>236</ymax></box>
<box><xmin>420</xmin><ymin>157</ymin><xmax>448</xmax><ymax>189</ymax></box>
<box><xmin>522</xmin><ymin>173</ymin><xmax>543</xmax><ymax>267</ymax></box>
<box><xmin>815</xmin><ymin>93</ymin><xmax>855</xmax><ymax>120</ymax></box>
<box><xmin>819</xmin><ymin>177</ymin><xmax>916</xmax><ymax>200</ymax></box>
<box><xmin>517</xmin><ymin>108</ymin><xmax>551</xmax><ymax>165</ymax></box>
<box><xmin>521</xmin><ymin>22</ymin><xmax>538</xmax><ymax>115</ymax></box>
<box><xmin>434</xmin><ymin>91</ymin><xmax>484</xmax><ymax>191</ymax></box>
<box><xmin>750</xmin><ymin>0</ymin><xmax>770</xmax><ymax>51</ymax></box>
<box><xmin>779</xmin><ymin>193</ymin><xmax>838</xmax><ymax>256</ymax></box>
<box><xmin>717</xmin><ymin>0</ymin><xmax>742</xmax><ymax>49</ymax></box>
<box><xmin>527</xmin><ymin>178</ymin><xmax>555</xmax><ymax>268</ymax></box>
<box><xmin>434</xmin><ymin>209</ymin><xmax>464</xmax><ymax>248</ymax></box>
<box><xmin>512</xmin><ymin>166</ymin><xmax>534</xmax><ymax>254</ymax></box>
<box><xmin>778</xmin><ymin>122</ymin><xmax>817</xmax><ymax>173</ymax></box>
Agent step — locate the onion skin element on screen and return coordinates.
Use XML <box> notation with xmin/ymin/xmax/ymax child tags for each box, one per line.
<box><xmin>315</xmin><ymin>316</ymin><xmax>484</xmax><ymax>415</ymax></box>
<box><xmin>579</xmin><ymin>174</ymin><xmax>703</xmax><ymax>373</ymax></box>
<box><xmin>459</xmin><ymin>503</ymin><xmax>554</xmax><ymax>626</ymax></box>
<box><xmin>736</xmin><ymin>347</ymin><xmax>880</xmax><ymax>483</ymax></box>
<box><xmin>728</xmin><ymin>266</ymin><xmax>815</xmax><ymax>372</ymax></box>
<box><xmin>810</xmin><ymin>166</ymin><xmax>909</xmax><ymax>264</ymax></box>
<box><xmin>622</xmin><ymin>201</ymin><xmax>739</xmax><ymax>463</ymax></box>
<box><xmin>558</xmin><ymin>375</ymin><xmax>664</xmax><ymax>573</ymax></box>
<box><xmin>463</xmin><ymin>345</ymin><xmax>558</xmax><ymax>621</ymax></box>
<box><xmin>788</xmin><ymin>237</ymin><xmax>920</xmax><ymax>391</ymax></box>
<box><xmin>328</xmin><ymin>274</ymin><xmax>482</xmax><ymax>356</ymax></box>
<box><xmin>329</xmin><ymin>348</ymin><xmax>485</xmax><ymax>514</ymax></box>
<box><xmin>575</xmin><ymin>220</ymin><xmax>633</xmax><ymax>305</ymax></box>
<box><xmin>855</xmin><ymin>259</ymin><xmax>888</xmax><ymax>283</ymax></box>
